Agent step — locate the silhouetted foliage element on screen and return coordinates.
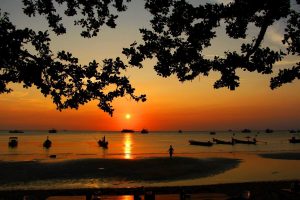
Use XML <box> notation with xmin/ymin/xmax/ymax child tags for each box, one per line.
<box><xmin>0</xmin><ymin>0</ymin><xmax>299</xmax><ymax>114</ymax></box>
<box><xmin>22</xmin><ymin>0</ymin><xmax>132</xmax><ymax>37</ymax></box>
<box><xmin>0</xmin><ymin>10</ymin><xmax>145</xmax><ymax>116</ymax></box>
<box><xmin>123</xmin><ymin>0</ymin><xmax>297</xmax><ymax>90</ymax></box>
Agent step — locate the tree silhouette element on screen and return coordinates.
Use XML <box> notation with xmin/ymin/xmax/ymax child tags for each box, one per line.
<box><xmin>0</xmin><ymin>0</ymin><xmax>299</xmax><ymax>115</ymax></box>
<box><xmin>0</xmin><ymin>7</ymin><xmax>145</xmax><ymax>116</ymax></box>
<box><xmin>123</xmin><ymin>0</ymin><xmax>298</xmax><ymax>90</ymax></box>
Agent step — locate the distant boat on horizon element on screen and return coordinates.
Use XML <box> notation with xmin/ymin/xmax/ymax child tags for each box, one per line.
<box><xmin>48</xmin><ymin>129</ymin><xmax>57</xmax><ymax>133</ymax></box>
<box><xmin>178</xmin><ymin>130</ymin><xmax>183</xmax><ymax>133</ymax></box>
<box><xmin>241</xmin><ymin>129</ymin><xmax>251</xmax><ymax>133</ymax></box>
<box><xmin>265</xmin><ymin>129</ymin><xmax>274</xmax><ymax>133</ymax></box>
<box><xmin>141</xmin><ymin>129</ymin><xmax>149</xmax><ymax>134</ymax></box>
<box><xmin>121</xmin><ymin>129</ymin><xmax>135</xmax><ymax>133</ymax></box>
<box><xmin>210</xmin><ymin>131</ymin><xmax>216</xmax><ymax>135</ymax></box>
<box><xmin>9</xmin><ymin>130</ymin><xmax>24</xmax><ymax>133</ymax></box>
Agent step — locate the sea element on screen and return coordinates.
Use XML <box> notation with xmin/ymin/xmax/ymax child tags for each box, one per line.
<box><xmin>0</xmin><ymin>130</ymin><xmax>300</xmax><ymax>190</ymax></box>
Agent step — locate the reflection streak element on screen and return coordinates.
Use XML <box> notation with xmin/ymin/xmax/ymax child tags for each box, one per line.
<box><xmin>123</xmin><ymin>134</ymin><xmax>132</xmax><ymax>159</ymax></box>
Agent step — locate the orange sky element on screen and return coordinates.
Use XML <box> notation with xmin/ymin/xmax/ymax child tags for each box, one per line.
<box><xmin>0</xmin><ymin>0</ymin><xmax>300</xmax><ymax>131</ymax></box>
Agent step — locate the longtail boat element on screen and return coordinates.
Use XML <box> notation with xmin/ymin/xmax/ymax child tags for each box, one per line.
<box><xmin>189</xmin><ymin>140</ymin><xmax>213</xmax><ymax>147</ymax></box>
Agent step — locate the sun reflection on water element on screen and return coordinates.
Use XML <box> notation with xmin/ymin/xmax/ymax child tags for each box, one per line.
<box><xmin>119</xmin><ymin>195</ymin><xmax>133</xmax><ymax>200</ymax></box>
<box><xmin>123</xmin><ymin>134</ymin><xmax>132</xmax><ymax>159</ymax></box>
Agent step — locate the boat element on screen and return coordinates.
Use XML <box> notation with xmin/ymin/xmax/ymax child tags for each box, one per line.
<box><xmin>289</xmin><ymin>136</ymin><xmax>300</xmax><ymax>144</ymax></box>
<box><xmin>98</xmin><ymin>139</ymin><xmax>108</xmax><ymax>148</ymax></box>
<box><xmin>121</xmin><ymin>129</ymin><xmax>135</xmax><ymax>133</ymax></box>
<box><xmin>210</xmin><ymin>131</ymin><xmax>216</xmax><ymax>135</ymax></box>
<box><xmin>232</xmin><ymin>138</ymin><xmax>256</xmax><ymax>145</ymax></box>
<box><xmin>265</xmin><ymin>129</ymin><xmax>274</xmax><ymax>133</ymax></box>
<box><xmin>241</xmin><ymin>129</ymin><xmax>251</xmax><ymax>133</ymax></box>
<box><xmin>212</xmin><ymin>138</ymin><xmax>234</xmax><ymax>145</ymax></box>
<box><xmin>49</xmin><ymin>154</ymin><xmax>56</xmax><ymax>158</ymax></box>
<box><xmin>8</xmin><ymin>137</ymin><xmax>18</xmax><ymax>148</ymax></box>
<box><xmin>189</xmin><ymin>140</ymin><xmax>213</xmax><ymax>147</ymax></box>
<box><xmin>9</xmin><ymin>130</ymin><xmax>24</xmax><ymax>133</ymax></box>
<box><xmin>48</xmin><ymin>129</ymin><xmax>57</xmax><ymax>133</ymax></box>
<box><xmin>178</xmin><ymin>130</ymin><xmax>183</xmax><ymax>133</ymax></box>
<box><xmin>141</xmin><ymin>129</ymin><xmax>149</xmax><ymax>134</ymax></box>
<box><xmin>98</xmin><ymin>136</ymin><xmax>108</xmax><ymax>148</ymax></box>
<box><xmin>43</xmin><ymin>136</ymin><xmax>52</xmax><ymax>148</ymax></box>
<box><xmin>289</xmin><ymin>130</ymin><xmax>297</xmax><ymax>133</ymax></box>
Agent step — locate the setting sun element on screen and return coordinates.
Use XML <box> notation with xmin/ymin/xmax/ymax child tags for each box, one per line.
<box><xmin>125</xmin><ymin>114</ymin><xmax>131</xmax><ymax>120</ymax></box>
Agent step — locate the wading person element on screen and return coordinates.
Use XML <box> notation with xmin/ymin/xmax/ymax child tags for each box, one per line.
<box><xmin>168</xmin><ymin>145</ymin><xmax>174</xmax><ymax>159</ymax></box>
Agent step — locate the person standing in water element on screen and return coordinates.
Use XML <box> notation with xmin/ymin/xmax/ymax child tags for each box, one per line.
<box><xmin>168</xmin><ymin>145</ymin><xmax>174</xmax><ymax>159</ymax></box>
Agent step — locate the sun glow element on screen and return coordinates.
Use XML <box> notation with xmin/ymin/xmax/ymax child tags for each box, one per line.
<box><xmin>125</xmin><ymin>113</ymin><xmax>131</xmax><ymax>120</ymax></box>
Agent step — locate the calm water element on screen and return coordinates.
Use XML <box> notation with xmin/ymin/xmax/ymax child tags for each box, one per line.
<box><xmin>1</xmin><ymin>130</ymin><xmax>300</xmax><ymax>160</ymax></box>
<box><xmin>1</xmin><ymin>130</ymin><xmax>300</xmax><ymax>189</ymax></box>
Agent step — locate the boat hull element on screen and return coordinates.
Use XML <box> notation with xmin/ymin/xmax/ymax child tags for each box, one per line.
<box><xmin>98</xmin><ymin>140</ymin><xmax>108</xmax><ymax>148</ymax></box>
<box><xmin>232</xmin><ymin>138</ymin><xmax>256</xmax><ymax>145</ymax></box>
<box><xmin>213</xmin><ymin>138</ymin><xmax>234</xmax><ymax>145</ymax></box>
<box><xmin>189</xmin><ymin>140</ymin><xmax>213</xmax><ymax>146</ymax></box>
<box><xmin>289</xmin><ymin>139</ymin><xmax>300</xmax><ymax>143</ymax></box>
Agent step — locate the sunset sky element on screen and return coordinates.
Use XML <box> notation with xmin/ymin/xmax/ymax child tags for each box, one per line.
<box><xmin>0</xmin><ymin>0</ymin><xmax>300</xmax><ymax>131</ymax></box>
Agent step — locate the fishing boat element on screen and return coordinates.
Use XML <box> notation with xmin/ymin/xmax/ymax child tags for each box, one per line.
<box><xmin>9</xmin><ymin>130</ymin><xmax>24</xmax><ymax>133</ymax></box>
<box><xmin>8</xmin><ymin>137</ymin><xmax>18</xmax><ymax>148</ymax></box>
<box><xmin>98</xmin><ymin>136</ymin><xmax>108</xmax><ymax>148</ymax></box>
<box><xmin>210</xmin><ymin>131</ymin><xmax>216</xmax><ymax>135</ymax></box>
<box><xmin>43</xmin><ymin>136</ymin><xmax>52</xmax><ymax>148</ymax></box>
<box><xmin>241</xmin><ymin>129</ymin><xmax>251</xmax><ymax>133</ymax></box>
<box><xmin>265</xmin><ymin>129</ymin><xmax>274</xmax><ymax>133</ymax></box>
<box><xmin>98</xmin><ymin>140</ymin><xmax>108</xmax><ymax>148</ymax></box>
<box><xmin>121</xmin><ymin>129</ymin><xmax>135</xmax><ymax>133</ymax></box>
<box><xmin>212</xmin><ymin>138</ymin><xmax>234</xmax><ymax>145</ymax></box>
<box><xmin>178</xmin><ymin>129</ymin><xmax>183</xmax><ymax>133</ymax></box>
<box><xmin>189</xmin><ymin>140</ymin><xmax>213</xmax><ymax>147</ymax></box>
<box><xmin>141</xmin><ymin>129</ymin><xmax>149</xmax><ymax>134</ymax></box>
<box><xmin>48</xmin><ymin>129</ymin><xmax>57</xmax><ymax>133</ymax></box>
<box><xmin>289</xmin><ymin>136</ymin><xmax>300</xmax><ymax>144</ymax></box>
<box><xmin>232</xmin><ymin>138</ymin><xmax>256</xmax><ymax>145</ymax></box>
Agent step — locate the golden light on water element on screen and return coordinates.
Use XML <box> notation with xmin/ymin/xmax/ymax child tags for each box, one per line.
<box><xmin>123</xmin><ymin>133</ymin><xmax>132</xmax><ymax>159</ymax></box>
<box><xmin>119</xmin><ymin>195</ymin><xmax>132</xmax><ymax>200</ymax></box>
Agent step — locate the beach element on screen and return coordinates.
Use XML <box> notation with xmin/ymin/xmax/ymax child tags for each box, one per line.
<box><xmin>0</xmin><ymin>131</ymin><xmax>300</xmax><ymax>199</ymax></box>
<box><xmin>0</xmin><ymin>180</ymin><xmax>299</xmax><ymax>199</ymax></box>
<box><xmin>0</xmin><ymin>157</ymin><xmax>240</xmax><ymax>185</ymax></box>
<box><xmin>0</xmin><ymin>153</ymin><xmax>300</xmax><ymax>199</ymax></box>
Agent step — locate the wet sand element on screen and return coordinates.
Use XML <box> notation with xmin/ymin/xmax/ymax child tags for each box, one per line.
<box><xmin>1</xmin><ymin>180</ymin><xmax>298</xmax><ymax>200</ymax></box>
<box><xmin>0</xmin><ymin>157</ymin><xmax>240</xmax><ymax>184</ymax></box>
<box><xmin>1</xmin><ymin>155</ymin><xmax>300</xmax><ymax>199</ymax></box>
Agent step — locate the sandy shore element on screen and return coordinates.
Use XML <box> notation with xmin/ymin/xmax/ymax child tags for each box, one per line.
<box><xmin>0</xmin><ymin>180</ymin><xmax>299</xmax><ymax>200</ymax></box>
<box><xmin>0</xmin><ymin>157</ymin><xmax>240</xmax><ymax>184</ymax></box>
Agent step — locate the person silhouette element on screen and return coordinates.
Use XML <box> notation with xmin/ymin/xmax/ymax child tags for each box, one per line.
<box><xmin>168</xmin><ymin>145</ymin><xmax>174</xmax><ymax>159</ymax></box>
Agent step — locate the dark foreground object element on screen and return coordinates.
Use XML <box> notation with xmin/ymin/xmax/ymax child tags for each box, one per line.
<box><xmin>0</xmin><ymin>180</ymin><xmax>299</xmax><ymax>200</ymax></box>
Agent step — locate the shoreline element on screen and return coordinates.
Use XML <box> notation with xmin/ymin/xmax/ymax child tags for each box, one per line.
<box><xmin>0</xmin><ymin>180</ymin><xmax>298</xmax><ymax>199</ymax></box>
<box><xmin>0</xmin><ymin>157</ymin><xmax>240</xmax><ymax>184</ymax></box>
